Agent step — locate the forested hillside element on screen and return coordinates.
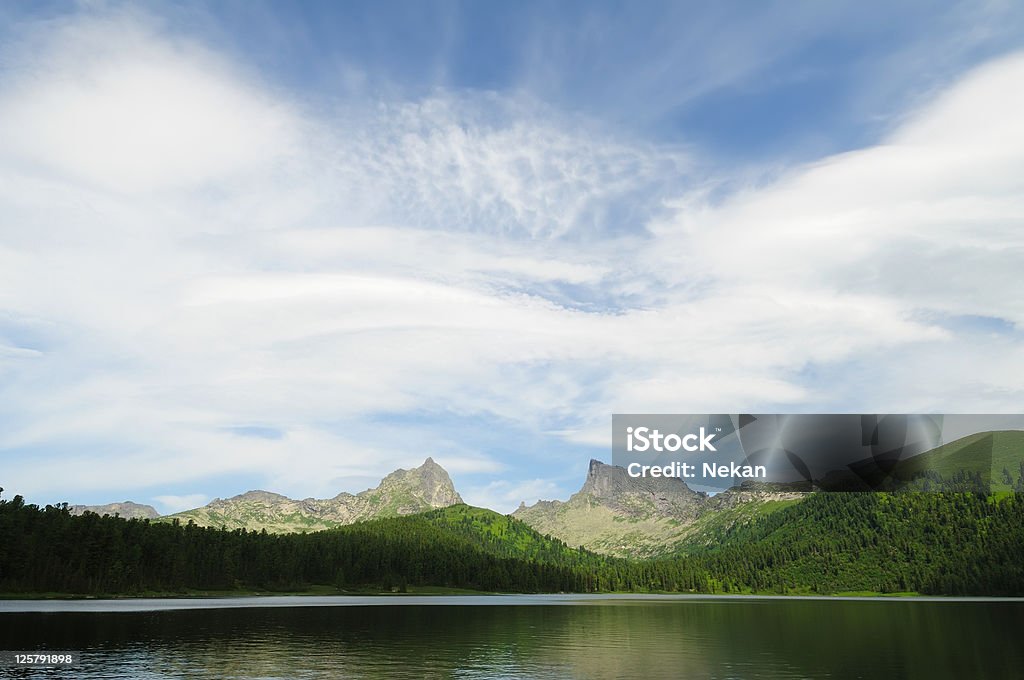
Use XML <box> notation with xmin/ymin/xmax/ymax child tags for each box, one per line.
<box><xmin>2</xmin><ymin>489</ymin><xmax>1023</xmax><ymax>597</ymax></box>
<box><xmin>0</xmin><ymin>494</ymin><xmax>700</xmax><ymax>594</ymax></box>
<box><xmin>682</xmin><ymin>492</ymin><xmax>1024</xmax><ymax>595</ymax></box>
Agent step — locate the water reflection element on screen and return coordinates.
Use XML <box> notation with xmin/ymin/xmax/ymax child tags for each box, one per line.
<box><xmin>1</xmin><ymin>599</ymin><xmax>1022</xmax><ymax>678</ymax></box>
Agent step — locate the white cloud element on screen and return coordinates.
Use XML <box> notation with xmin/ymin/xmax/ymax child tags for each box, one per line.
<box><xmin>0</xmin><ymin>14</ymin><xmax>301</xmax><ymax>194</ymax></box>
<box><xmin>461</xmin><ymin>479</ymin><xmax>567</xmax><ymax>515</ymax></box>
<box><xmin>152</xmin><ymin>494</ymin><xmax>209</xmax><ymax>514</ymax></box>
<box><xmin>653</xmin><ymin>53</ymin><xmax>1024</xmax><ymax>330</ymax></box>
<box><xmin>0</xmin><ymin>11</ymin><xmax>1022</xmax><ymax>508</ymax></box>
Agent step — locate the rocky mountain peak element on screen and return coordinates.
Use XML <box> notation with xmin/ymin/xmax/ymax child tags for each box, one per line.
<box><xmin>69</xmin><ymin>501</ymin><xmax>160</xmax><ymax>520</ymax></box>
<box><xmin>580</xmin><ymin>459</ymin><xmax>621</xmax><ymax>496</ymax></box>
<box><xmin>229</xmin><ymin>490</ymin><xmax>289</xmax><ymax>504</ymax></box>
<box><xmin>579</xmin><ymin>459</ymin><xmax>701</xmax><ymax>502</ymax></box>
<box><xmin>375</xmin><ymin>457</ymin><xmax>463</xmax><ymax>507</ymax></box>
<box><xmin>513</xmin><ymin>459</ymin><xmax>709</xmax><ymax>559</ymax></box>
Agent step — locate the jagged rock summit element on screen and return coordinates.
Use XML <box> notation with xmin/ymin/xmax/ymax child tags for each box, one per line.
<box><xmin>579</xmin><ymin>459</ymin><xmax>706</xmax><ymax>519</ymax></box>
<box><xmin>513</xmin><ymin>459</ymin><xmax>707</xmax><ymax>558</ymax></box>
<box><xmin>345</xmin><ymin>456</ymin><xmax>463</xmax><ymax>510</ymax></box>
<box><xmin>167</xmin><ymin>457</ymin><xmax>462</xmax><ymax>533</ymax></box>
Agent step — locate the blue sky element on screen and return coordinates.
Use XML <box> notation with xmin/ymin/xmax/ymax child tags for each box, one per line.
<box><xmin>1</xmin><ymin>1</ymin><xmax>1023</xmax><ymax>513</ymax></box>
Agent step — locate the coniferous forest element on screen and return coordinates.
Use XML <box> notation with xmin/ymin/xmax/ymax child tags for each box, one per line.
<box><xmin>2</xmin><ymin>489</ymin><xmax>1023</xmax><ymax>597</ymax></box>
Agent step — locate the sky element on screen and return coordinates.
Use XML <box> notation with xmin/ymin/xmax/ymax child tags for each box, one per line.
<box><xmin>1</xmin><ymin>0</ymin><xmax>1023</xmax><ymax>514</ymax></box>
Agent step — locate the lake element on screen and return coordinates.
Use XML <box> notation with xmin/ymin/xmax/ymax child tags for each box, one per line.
<box><xmin>1</xmin><ymin>595</ymin><xmax>1021</xmax><ymax>678</ymax></box>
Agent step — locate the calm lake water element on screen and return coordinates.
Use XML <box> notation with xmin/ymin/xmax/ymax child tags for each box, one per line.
<box><xmin>1</xmin><ymin>595</ymin><xmax>1022</xmax><ymax>679</ymax></box>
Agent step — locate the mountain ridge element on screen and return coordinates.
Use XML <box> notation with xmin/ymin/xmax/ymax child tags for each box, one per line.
<box><xmin>70</xmin><ymin>501</ymin><xmax>161</xmax><ymax>520</ymax></box>
<box><xmin>165</xmin><ymin>457</ymin><xmax>462</xmax><ymax>532</ymax></box>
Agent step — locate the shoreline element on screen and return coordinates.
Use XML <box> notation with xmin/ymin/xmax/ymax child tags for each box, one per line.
<box><xmin>4</xmin><ymin>591</ymin><xmax>1024</xmax><ymax>614</ymax></box>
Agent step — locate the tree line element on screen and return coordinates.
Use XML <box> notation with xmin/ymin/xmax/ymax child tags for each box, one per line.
<box><xmin>2</xmin><ymin>488</ymin><xmax>1022</xmax><ymax>596</ymax></box>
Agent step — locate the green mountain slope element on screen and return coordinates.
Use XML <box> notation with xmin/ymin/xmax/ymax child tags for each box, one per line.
<box><xmin>894</xmin><ymin>430</ymin><xmax>1024</xmax><ymax>492</ymax></box>
<box><xmin>675</xmin><ymin>497</ymin><xmax>802</xmax><ymax>554</ymax></box>
<box><xmin>414</xmin><ymin>504</ymin><xmax>605</xmax><ymax>566</ymax></box>
<box><xmin>678</xmin><ymin>491</ymin><xmax>1024</xmax><ymax>595</ymax></box>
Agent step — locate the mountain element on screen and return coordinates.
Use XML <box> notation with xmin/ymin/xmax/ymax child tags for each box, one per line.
<box><xmin>69</xmin><ymin>501</ymin><xmax>160</xmax><ymax>520</ymax></box>
<box><xmin>516</xmin><ymin>430</ymin><xmax>1024</xmax><ymax>557</ymax></box>
<box><xmin>7</xmin><ymin>444</ymin><xmax>1024</xmax><ymax>595</ymax></box>
<box><xmin>513</xmin><ymin>459</ymin><xmax>804</xmax><ymax>558</ymax></box>
<box><xmin>60</xmin><ymin>429</ymin><xmax>1024</xmax><ymax>560</ymax></box>
<box><xmin>166</xmin><ymin>457</ymin><xmax>462</xmax><ymax>532</ymax></box>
